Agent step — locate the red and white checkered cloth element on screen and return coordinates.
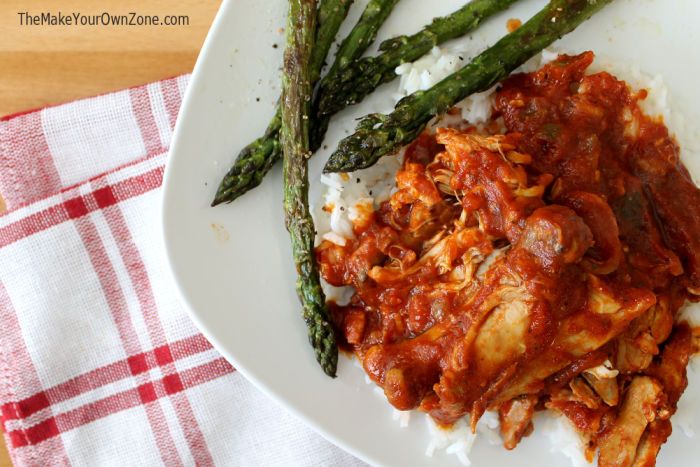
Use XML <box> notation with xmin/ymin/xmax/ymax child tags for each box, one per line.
<box><xmin>0</xmin><ymin>76</ymin><xmax>364</xmax><ymax>466</ymax></box>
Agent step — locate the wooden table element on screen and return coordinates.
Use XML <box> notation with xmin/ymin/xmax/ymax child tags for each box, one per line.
<box><xmin>0</xmin><ymin>0</ymin><xmax>222</xmax><ymax>463</ymax></box>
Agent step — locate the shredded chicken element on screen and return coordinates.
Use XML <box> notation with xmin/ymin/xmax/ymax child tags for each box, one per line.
<box><xmin>598</xmin><ymin>377</ymin><xmax>665</xmax><ymax>467</ymax></box>
<box><xmin>316</xmin><ymin>52</ymin><xmax>700</xmax><ymax>465</ymax></box>
<box><xmin>499</xmin><ymin>395</ymin><xmax>537</xmax><ymax>449</ymax></box>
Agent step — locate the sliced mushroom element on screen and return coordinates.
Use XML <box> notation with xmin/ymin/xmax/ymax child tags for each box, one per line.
<box><xmin>582</xmin><ymin>365</ymin><xmax>619</xmax><ymax>407</ymax></box>
<box><xmin>570</xmin><ymin>376</ymin><xmax>602</xmax><ymax>410</ymax></box>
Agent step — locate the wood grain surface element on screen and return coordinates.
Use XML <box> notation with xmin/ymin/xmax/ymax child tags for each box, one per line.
<box><xmin>0</xmin><ymin>0</ymin><xmax>222</xmax><ymax>463</ymax></box>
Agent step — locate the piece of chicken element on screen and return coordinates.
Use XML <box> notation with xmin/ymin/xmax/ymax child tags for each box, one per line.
<box><xmin>644</xmin><ymin>323</ymin><xmax>692</xmax><ymax>413</ymax></box>
<box><xmin>432</xmin><ymin>128</ymin><xmax>553</xmax><ymax>243</ymax></box>
<box><xmin>495</xmin><ymin>274</ymin><xmax>655</xmax><ymax>405</ymax></box>
<box><xmin>614</xmin><ymin>295</ymin><xmax>674</xmax><ymax>375</ymax></box>
<box><xmin>632</xmin><ymin>419</ymin><xmax>672</xmax><ymax>467</ymax></box>
<box><xmin>362</xmin><ymin>205</ymin><xmax>592</xmax><ymax>419</ymax></box>
<box><xmin>367</xmin><ymin>227</ymin><xmax>491</xmax><ymax>287</ymax></box>
<box><xmin>598</xmin><ymin>376</ymin><xmax>665</xmax><ymax>467</ymax></box>
<box><xmin>428</xmin><ymin>205</ymin><xmax>594</xmax><ymax>427</ymax></box>
<box><xmin>499</xmin><ymin>395</ymin><xmax>538</xmax><ymax>449</ymax></box>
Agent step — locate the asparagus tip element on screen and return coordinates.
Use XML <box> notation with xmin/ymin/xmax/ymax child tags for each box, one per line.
<box><xmin>211</xmin><ymin>191</ymin><xmax>228</xmax><ymax>207</ymax></box>
<box><xmin>324</xmin><ymin>141</ymin><xmax>373</xmax><ymax>174</ymax></box>
<box><xmin>317</xmin><ymin>346</ymin><xmax>338</xmax><ymax>377</ymax></box>
<box><xmin>322</xmin><ymin>157</ymin><xmax>345</xmax><ymax>173</ymax></box>
<box><xmin>321</xmin><ymin>361</ymin><xmax>337</xmax><ymax>378</ymax></box>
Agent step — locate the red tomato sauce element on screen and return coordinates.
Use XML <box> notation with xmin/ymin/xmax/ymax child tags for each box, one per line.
<box><xmin>315</xmin><ymin>52</ymin><xmax>700</xmax><ymax>457</ymax></box>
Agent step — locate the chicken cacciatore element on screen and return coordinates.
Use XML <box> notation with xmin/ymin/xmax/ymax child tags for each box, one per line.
<box><xmin>315</xmin><ymin>52</ymin><xmax>700</xmax><ymax>465</ymax></box>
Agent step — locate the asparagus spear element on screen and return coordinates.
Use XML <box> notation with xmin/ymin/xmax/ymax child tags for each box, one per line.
<box><xmin>324</xmin><ymin>0</ymin><xmax>614</xmax><ymax>173</ymax></box>
<box><xmin>212</xmin><ymin>0</ymin><xmax>354</xmax><ymax>206</ymax></box>
<box><xmin>310</xmin><ymin>0</ymin><xmax>401</xmax><ymax>149</ymax></box>
<box><xmin>213</xmin><ymin>0</ymin><xmax>400</xmax><ymax>206</ymax></box>
<box><xmin>315</xmin><ymin>0</ymin><xmax>519</xmax><ymax>137</ymax></box>
<box><xmin>281</xmin><ymin>0</ymin><xmax>338</xmax><ymax>377</ymax></box>
<box><xmin>214</xmin><ymin>0</ymin><xmax>520</xmax><ymax>206</ymax></box>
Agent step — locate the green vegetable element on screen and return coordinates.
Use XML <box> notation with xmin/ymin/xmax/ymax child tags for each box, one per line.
<box><xmin>211</xmin><ymin>0</ymin><xmax>354</xmax><ymax>206</ymax></box>
<box><xmin>316</xmin><ymin>0</ymin><xmax>519</xmax><ymax>129</ymax></box>
<box><xmin>213</xmin><ymin>0</ymin><xmax>520</xmax><ymax>205</ymax></box>
<box><xmin>324</xmin><ymin>0</ymin><xmax>615</xmax><ymax>173</ymax></box>
<box><xmin>281</xmin><ymin>0</ymin><xmax>338</xmax><ymax>377</ymax></box>
<box><xmin>212</xmin><ymin>0</ymin><xmax>400</xmax><ymax>206</ymax></box>
<box><xmin>310</xmin><ymin>0</ymin><xmax>401</xmax><ymax>149</ymax></box>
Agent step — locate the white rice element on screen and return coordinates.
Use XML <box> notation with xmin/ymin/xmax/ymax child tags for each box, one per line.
<box><xmin>312</xmin><ymin>46</ymin><xmax>700</xmax><ymax>465</ymax></box>
<box><xmin>392</xmin><ymin>408</ymin><xmax>411</xmax><ymax>428</ymax></box>
<box><xmin>426</xmin><ymin>417</ymin><xmax>477</xmax><ymax>465</ymax></box>
<box><xmin>542</xmin><ymin>413</ymin><xmax>592</xmax><ymax>467</ymax></box>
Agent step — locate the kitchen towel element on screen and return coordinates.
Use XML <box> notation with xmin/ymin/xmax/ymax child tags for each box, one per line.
<box><xmin>0</xmin><ymin>76</ymin><xmax>364</xmax><ymax>466</ymax></box>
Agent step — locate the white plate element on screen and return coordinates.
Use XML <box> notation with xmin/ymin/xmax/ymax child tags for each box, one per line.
<box><xmin>162</xmin><ymin>0</ymin><xmax>700</xmax><ymax>465</ymax></box>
